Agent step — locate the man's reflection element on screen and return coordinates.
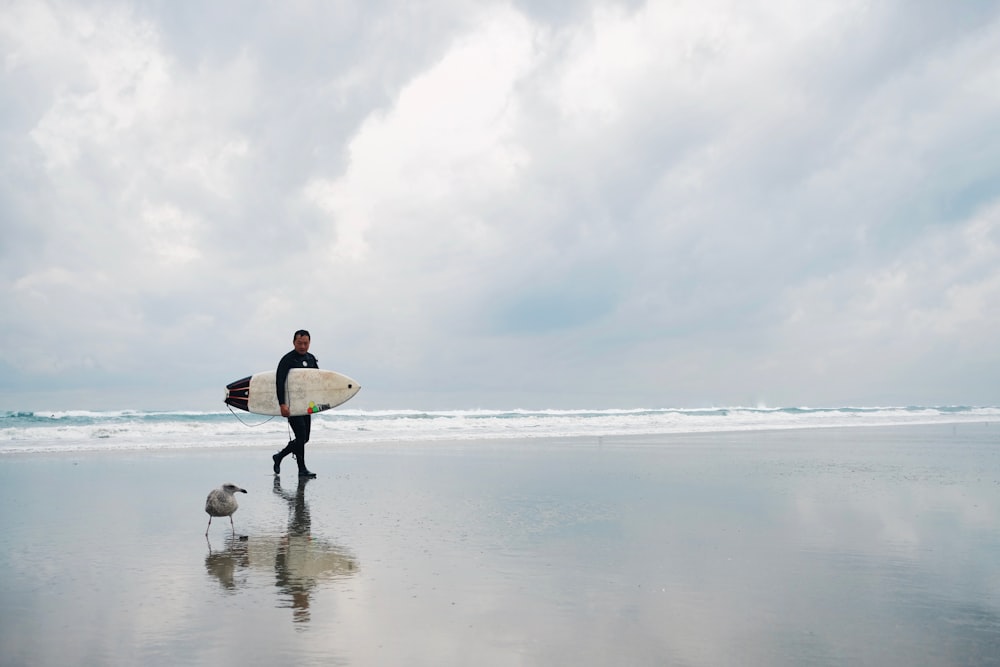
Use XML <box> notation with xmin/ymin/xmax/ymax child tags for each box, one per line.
<box><xmin>272</xmin><ymin>476</ymin><xmax>359</xmax><ymax>624</ymax></box>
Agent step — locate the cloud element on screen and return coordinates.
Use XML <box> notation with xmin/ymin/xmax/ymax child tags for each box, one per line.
<box><xmin>2</xmin><ymin>0</ymin><xmax>1000</xmax><ymax>409</ymax></box>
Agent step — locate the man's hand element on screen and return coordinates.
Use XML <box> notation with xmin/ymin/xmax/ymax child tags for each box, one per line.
<box><xmin>280</xmin><ymin>404</ymin><xmax>290</xmax><ymax>418</ymax></box>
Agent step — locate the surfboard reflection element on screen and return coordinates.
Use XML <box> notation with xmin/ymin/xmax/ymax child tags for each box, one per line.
<box><xmin>203</xmin><ymin>477</ymin><xmax>358</xmax><ymax>623</ymax></box>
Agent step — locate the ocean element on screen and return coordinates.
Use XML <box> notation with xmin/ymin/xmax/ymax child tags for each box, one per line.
<box><xmin>3</xmin><ymin>404</ymin><xmax>999</xmax><ymax>454</ymax></box>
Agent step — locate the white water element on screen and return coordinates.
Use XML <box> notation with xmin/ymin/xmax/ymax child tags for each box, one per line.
<box><xmin>3</xmin><ymin>405</ymin><xmax>1000</xmax><ymax>454</ymax></box>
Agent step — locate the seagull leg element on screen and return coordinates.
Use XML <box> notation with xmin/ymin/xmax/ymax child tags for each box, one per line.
<box><xmin>206</xmin><ymin>516</ymin><xmax>212</xmax><ymax>536</ymax></box>
<box><xmin>230</xmin><ymin>515</ymin><xmax>235</xmax><ymax>533</ymax></box>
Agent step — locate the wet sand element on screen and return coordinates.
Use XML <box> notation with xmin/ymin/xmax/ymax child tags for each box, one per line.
<box><xmin>1</xmin><ymin>424</ymin><xmax>999</xmax><ymax>666</ymax></box>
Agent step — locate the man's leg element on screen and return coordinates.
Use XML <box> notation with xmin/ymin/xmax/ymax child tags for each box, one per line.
<box><xmin>289</xmin><ymin>415</ymin><xmax>316</xmax><ymax>478</ymax></box>
<box><xmin>272</xmin><ymin>438</ymin><xmax>295</xmax><ymax>474</ymax></box>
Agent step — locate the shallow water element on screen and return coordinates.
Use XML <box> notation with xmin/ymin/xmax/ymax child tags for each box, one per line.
<box><xmin>1</xmin><ymin>424</ymin><xmax>999</xmax><ymax>666</ymax></box>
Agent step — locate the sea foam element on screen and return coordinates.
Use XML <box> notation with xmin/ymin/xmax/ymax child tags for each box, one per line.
<box><xmin>2</xmin><ymin>405</ymin><xmax>999</xmax><ymax>454</ymax></box>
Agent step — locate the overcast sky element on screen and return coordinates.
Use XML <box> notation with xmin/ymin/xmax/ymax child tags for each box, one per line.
<box><xmin>2</xmin><ymin>0</ymin><xmax>1000</xmax><ymax>411</ymax></box>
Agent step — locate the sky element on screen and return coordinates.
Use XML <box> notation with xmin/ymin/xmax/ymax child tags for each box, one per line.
<box><xmin>2</xmin><ymin>0</ymin><xmax>1000</xmax><ymax>411</ymax></box>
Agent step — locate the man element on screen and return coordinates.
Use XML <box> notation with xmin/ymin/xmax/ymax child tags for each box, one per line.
<box><xmin>272</xmin><ymin>329</ymin><xmax>319</xmax><ymax>478</ymax></box>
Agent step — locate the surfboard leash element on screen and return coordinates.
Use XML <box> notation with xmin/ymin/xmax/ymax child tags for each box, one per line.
<box><xmin>226</xmin><ymin>404</ymin><xmax>277</xmax><ymax>427</ymax></box>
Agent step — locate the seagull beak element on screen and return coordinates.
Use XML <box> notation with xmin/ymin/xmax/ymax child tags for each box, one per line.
<box><xmin>240</xmin><ymin>488</ymin><xmax>248</xmax><ymax>494</ymax></box>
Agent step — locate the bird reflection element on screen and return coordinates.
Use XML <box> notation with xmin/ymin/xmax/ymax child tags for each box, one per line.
<box><xmin>204</xmin><ymin>534</ymin><xmax>250</xmax><ymax>590</ymax></box>
<box><xmin>269</xmin><ymin>476</ymin><xmax>359</xmax><ymax>624</ymax></box>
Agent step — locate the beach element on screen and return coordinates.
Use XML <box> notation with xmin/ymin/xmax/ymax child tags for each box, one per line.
<box><xmin>1</xmin><ymin>423</ymin><xmax>999</xmax><ymax>666</ymax></box>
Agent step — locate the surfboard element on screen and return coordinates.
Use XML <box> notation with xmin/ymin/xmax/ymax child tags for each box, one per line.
<box><xmin>224</xmin><ymin>368</ymin><xmax>361</xmax><ymax>416</ymax></box>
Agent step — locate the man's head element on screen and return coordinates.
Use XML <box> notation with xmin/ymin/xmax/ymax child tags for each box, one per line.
<box><xmin>293</xmin><ymin>329</ymin><xmax>311</xmax><ymax>354</ymax></box>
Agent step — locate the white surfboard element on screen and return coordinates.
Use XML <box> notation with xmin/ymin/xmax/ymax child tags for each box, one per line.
<box><xmin>225</xmin><ymin>368</ymin><xmax>360</xmax><ymax>416</ymax></box>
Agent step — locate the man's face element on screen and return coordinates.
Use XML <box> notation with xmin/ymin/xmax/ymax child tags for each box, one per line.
<box><xmin>293</xmin><ymin>334</ymin><xmax>311</xmax><ymax>355</ymax></box>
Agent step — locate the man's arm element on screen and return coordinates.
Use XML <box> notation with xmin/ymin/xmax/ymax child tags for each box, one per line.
<box><xmin>276</xmin><ymin>353</ymin><xmax>292</xmax><ymax>417</ymax></box>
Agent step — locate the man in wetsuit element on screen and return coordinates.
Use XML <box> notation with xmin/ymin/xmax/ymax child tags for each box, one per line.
<box><xmin>272</xmin><ymin>329</ymin><xmax>319</xmax><ymax>478</ymax></box>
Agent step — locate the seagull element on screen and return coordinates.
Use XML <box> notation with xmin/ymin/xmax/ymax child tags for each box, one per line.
<box><xmin>205</xmin><ymin>483</ymin><xmax>248</xmax><ymax>535</ymax></box>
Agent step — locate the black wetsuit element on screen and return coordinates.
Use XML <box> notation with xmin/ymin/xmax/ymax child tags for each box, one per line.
<box><xmin>276</xmin><ymin>350</ymin><xmax>319</xmax><ymax>468</ymax></box>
